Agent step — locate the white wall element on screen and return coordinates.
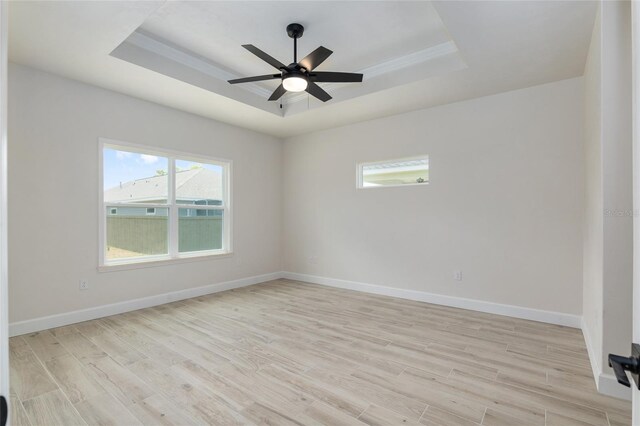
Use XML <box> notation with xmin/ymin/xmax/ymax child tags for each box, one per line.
<box><xmin>283</xmin><ymin>77</ymin><xmax>584</xmax><ymax>315</ymax></box>
<box><xmin>582</xmin><ymin>0</ymin><xmax>633</xmax><ymax>399</ymax></box>
<box><xmin>583</xmin><ymin>2</ymin><xmax>605</xmax><ymax>383</ymax></box>
<box><xmin>8</xmin><ymin>63</ymin><xmax>282</xmax><ymax>323</ymax></box>
<box><xmin>601</xmin><ymin>0</ymin><xmax>633</xmax><ymax>380</ymax></box>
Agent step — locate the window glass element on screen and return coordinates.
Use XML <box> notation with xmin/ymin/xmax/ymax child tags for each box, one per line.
<box><xmin>105</xmin><ymin>207</ymin><xmax>168</xmax><ymax>260</ymax></box>
<box><xmin>175</xmin><ymin>159</ymin><xmax>224</xmax><ymax>206</ymax></box>
<box><xmin>360</xmin><ymin>157</ymin><xmax>429</xmax><ymax>187</ymax></box>
<box><xmin>103</xmin><ymin>148</ymin><xmax>169</xmax><ymax>204</ymax></box>
<box><xmin>101</xmin><ymin>142</ymin><xmax>230</xmax><ymax>266</ymax></box>
<box><xmin>178</xmin><ymin>208</ymin><xmax>223</xmax><ymax>253</ymax></box>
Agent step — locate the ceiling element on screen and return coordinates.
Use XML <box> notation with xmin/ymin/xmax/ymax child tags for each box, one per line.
<box><xmin>110</xmin><ymin>2</ymin><xmax>464</xmax><ymax>117</ymax></box>
<box><xmin>9</xmin><ymin>1</ymin><xmax>597</xmax><ymax>138</ymax></box>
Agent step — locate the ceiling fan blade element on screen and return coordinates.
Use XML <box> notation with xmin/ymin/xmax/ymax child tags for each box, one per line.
<box><xmin>242</xmin><ymin>44</ymin><xmax>287</xmax><ymax>70</ymax></box>
<box><xmin>268</xmin><ymin>84</ymin><xmax>287</xmax><ymax>101</ymax></box>
<box><xmin>228</xmin><ymin>74</ymin><xmax>281</xmax><ymax>84</ymax></box>
<box><xmin>299</xmin><ymin>46</ymin><xmax>333</xmax><ymax>71</ymax></box>
<box><xmin>305</xmin><ymin>81</ymin><xmax>332</xmax><ymax>102</ymax></box>
<box><xmin>310</xmin><ymin>72</ymin><xmax>363</xmax><ymax>83</ymax></box>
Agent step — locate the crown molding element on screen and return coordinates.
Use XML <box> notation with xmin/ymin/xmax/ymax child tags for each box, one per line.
<box><xmin>123</xmin><ymin>30</ymin><xmax>273</xmax><ymax>99</ymax></box>
<box><xmin>115</xmin><ymin>31</ymin><xmax>462</xmax><ymax>115</ymax></box>
<box><xmin>285</xmin><ymin>40</ymin><xmax>460</xmax><ymax>104</ymax></box>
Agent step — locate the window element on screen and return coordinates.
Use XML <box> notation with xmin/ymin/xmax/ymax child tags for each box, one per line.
<box><xmin>100</xmin><ymin>139</ymin><xmax>231</xmax><ymax>267</ymax></box>
<box><xmin>357</xmin><ymin>156</ymin><xmax>429</xmax><ymax>188</ymax></box>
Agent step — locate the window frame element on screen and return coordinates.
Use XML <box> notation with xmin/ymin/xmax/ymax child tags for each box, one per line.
<box><xmin>98</xmin><ymin>138</ymin><xmax>233</xmax><ymax>270</ymax></box>
<box><xmin>356</xmin><ymin>155</ymin><xmax>430</xmax><ymax>189</ymax></box>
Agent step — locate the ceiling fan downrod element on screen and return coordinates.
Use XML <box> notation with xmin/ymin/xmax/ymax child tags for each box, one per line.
<box><xmin>286</xmin><ymin>23</ymin><xmax>304</xmax><ymax>64</ymax></box>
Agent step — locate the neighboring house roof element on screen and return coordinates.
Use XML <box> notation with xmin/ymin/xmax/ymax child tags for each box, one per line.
<box><xmin>104</xmin><ymin>168</ymin><xmax>222</xmax><ymax>203</ymax></box>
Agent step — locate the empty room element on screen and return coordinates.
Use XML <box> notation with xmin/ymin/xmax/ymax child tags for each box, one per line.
<box><xmin>1</xmin><ymin>0</ymin><xmax>640</xmax><ymax>425</ymax></box>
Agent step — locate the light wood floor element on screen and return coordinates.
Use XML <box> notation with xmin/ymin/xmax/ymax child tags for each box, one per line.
<box><xmin>9</xmin><ymin>279</ymin><xmax>632</xmax><ymax>426</ymax></box>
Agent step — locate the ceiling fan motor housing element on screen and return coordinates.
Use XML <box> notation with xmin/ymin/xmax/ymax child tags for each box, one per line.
<box><xmin>285</xmin><ymin>68</ymin><xmax>306</xmax><ymax>79</ymax></box>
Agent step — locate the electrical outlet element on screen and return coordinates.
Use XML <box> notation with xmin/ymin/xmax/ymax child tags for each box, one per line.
<box><xmin>453</xmin><ymin>270</ymin><xmax>462</xmax><ymax>281</ymax></box>
<box><xmin>79</xmin><ymin>280</ymin><xmax>89</xmax><ymax>291</ymax></box>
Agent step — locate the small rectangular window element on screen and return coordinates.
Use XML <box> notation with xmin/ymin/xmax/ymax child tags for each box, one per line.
<box><xmin>146</xmin><ymin>207</ymin><xmax>156</xmax><ymax>215</ymax></box>
<box><xmin>358</xmin><ymin>156</ymin><xmax>429</xmax><ymax>188</ymax></box>
<box><xmin>110</xmin><ymin>208</ymin><xmax>117</xmax><ymax>215</ymax></box>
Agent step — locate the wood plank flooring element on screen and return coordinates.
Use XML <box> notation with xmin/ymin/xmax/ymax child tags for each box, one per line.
<box><xmin>9</xmin><ymin>279</ymin><xmax>632</xmax><ymax>425</ymax></box>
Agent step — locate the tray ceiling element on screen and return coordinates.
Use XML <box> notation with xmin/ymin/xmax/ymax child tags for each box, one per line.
<box><xmin>111</xmin><ymin>1</ymin><xmax>465</xmax><ymax>117</ymax></box>
<box><xmin>8</xmin><ymin>1</ymin><xmax>597</xmax><ymax>137</ymax></box>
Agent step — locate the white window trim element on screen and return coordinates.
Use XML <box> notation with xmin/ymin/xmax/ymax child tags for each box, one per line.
<box><xmin>356</xmin><ymin>155</ymin><xmax>430</xmax><ymax>189</ymax></box>
<box><xmin>98</xmin><ymin>137</ymin><xmax>233</xmax><ymax>270</ymax></box>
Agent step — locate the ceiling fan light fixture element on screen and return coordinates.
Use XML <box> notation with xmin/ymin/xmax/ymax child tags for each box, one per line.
<box><xmin>282</xmin><ymin>74</ymin><xmax>308</xmax><ymax>92</ymax></box>
<box><xmin>228</xmin><ymin>23</ymin><xmax>362</xmax><ymax>103</ymax></box>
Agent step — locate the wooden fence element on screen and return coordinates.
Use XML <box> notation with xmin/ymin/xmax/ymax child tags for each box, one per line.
<box><xmin>106</xmin><ymin>216</ymin><xmax>222</xmax><ymax>255</ymax></box>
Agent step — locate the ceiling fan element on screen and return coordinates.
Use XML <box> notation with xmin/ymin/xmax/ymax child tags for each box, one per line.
<box><xmin>228</xmin><ymin>23</ymin><xmax>363</xmax><ymax>103</ymax></box>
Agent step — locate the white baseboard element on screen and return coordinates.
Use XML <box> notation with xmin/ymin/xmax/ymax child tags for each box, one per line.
<box><xmin>597</xmin><ymin>373</ymin><xmax>632</xmax><ymax>401</ymax></box>
<box><xmin>581</xmin><ymin>317</ymin><xmax>602</xmax><ymax>388</ymax></box>
<box><xmin>9</xmin><ymin>272</ymin><xmax>282</xmax><ymax>337</ymax></box>
<box><xmin>581</xmin><ymin>318</ymin><xmax>632</xmax><ymax>401</ymax></box>
<box><xmin>11</xmin><ymin>271</ymin><xmax>583</xmax><ymax>336</ymax></box>
<box><xmin>282</xmin><ymin>271</ymin><xmax>582</xmax><ymax>328</ymax></box>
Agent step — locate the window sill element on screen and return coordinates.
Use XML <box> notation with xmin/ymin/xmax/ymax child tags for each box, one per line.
<box><xmin>357</xmin><ymin>182</ymin><xmax>430</xmax><ymax>189</ymax></box>
<box><xmin>98</xmin><ymin>251</ymin><xmax>233</xmax><ymax>273</ymax></box>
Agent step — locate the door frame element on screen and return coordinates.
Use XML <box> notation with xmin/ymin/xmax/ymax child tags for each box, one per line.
<box><xmin>0</xmin><ymin>0</ymin><xmax>8</xmax><ymax>398</ymax></box>
<box><xmin>0</xmin><ymin>0</ymin><xmax>9</xmax><ymax>410</ymax></box>
<box><xmin>632</xmin><ymin>0</ymin><xmax>640</xmax><ymax>421</ymax></box>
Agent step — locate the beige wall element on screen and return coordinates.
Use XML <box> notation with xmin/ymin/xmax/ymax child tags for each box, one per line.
<box><xmin>283</xmin><ymin>77</ymin><xmax>585</xmax><ymax>314</ymax></box>
<box><xmin>601</xmin><ymin>0</ymin><xmax>633</xmax><ymax>379</ymax></box>
<box><xmin>583</xmin><ymin>2</ymin><xmax>605</xmax><ymax>380</ymax></box>
<box><xmin>582</xmin><ymin>0</ymin><xmax>633</xmax><ymax>387</ymax></box>
<box><xmin>8</xmin><ymin>63</ymin><xmax>283</xmax><ymax>322</ymax></box>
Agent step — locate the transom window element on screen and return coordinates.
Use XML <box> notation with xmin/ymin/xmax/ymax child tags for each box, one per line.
<box><xmin>99</xmin><ymin>139</ymin><xmax>231</xmax><ymax>267</ymax></box>
<box><xmin>357</xmin><ymin>156</ymin><xmax>429</xmax><ymax>188</ymax></box>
